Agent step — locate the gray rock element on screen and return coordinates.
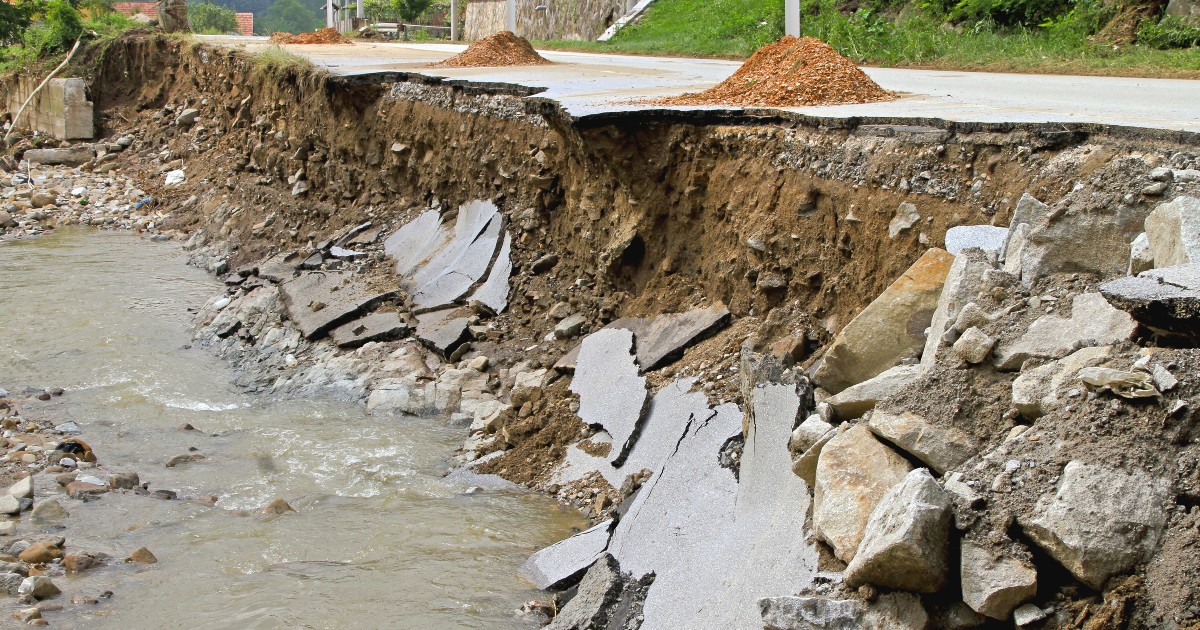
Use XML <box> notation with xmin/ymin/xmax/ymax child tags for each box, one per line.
<box><xmin>29</xmin><ymin>499</ymin><xmax>69</xmax><ymax>523</ymax></box>
<box><xmin>1129</xmin><ymin>232</ymin><xmax>1154</xmax><ymax>275</ymax></box>
<box><xmin>1011</xmin><ymin>346</ymin><xmax>1112</xmax><ymax>419</ymax></box>
<box><xmin>945</xmin><ymin>225</ymin><xmax>1008</xmax><ymax>256</ymax></box>
<box><xmin>790</xmin><ymin>415</ymin><xmax>835</xmax><ymax>456</ymax></box>
<box><xmin>555</xmin><ymin>304</ymin><xmax>731</xmax><ymax>373</ymax></box>
<box><xmin>7</xmin><ymin>476</ymin><xmax>32</xmax><ymax>499</ymax></box>
<box><xmin>1020</xmin><ymin>460</ymin><xmax>1169</xmax><ymax>589</ymax></box>
<box><xmin>761</xmin><ymin>593</ymin><xmax>927</xmax><ymax>630</ymax></box>
<box><xmin>108</xmin><ymin>472</ymin><xmax>140</xmax><ymax>490</ymax></box>
<box><xmin>24</xmin><ymin>147</ymin><xmax>94</xmax><ymax>166</ymax></box>
<box><xmin>0</xmin><ymin>495</ymin><xmax>20</xmax><ymax>515</ymax></box>
<box><xmin>330</xmin><ymin>311</ymin><xmax>410</xmax><ymax>348</ymax></box>
<box><xmin>993</xmin><ymin>293</ymin><xmax>1136</xmax><ymax>370</ymax></box>
<box><xmin>1002</xmin><ymin>192</ymin><xmax>1135</xmax><ymax>285</ymax></box>
<box><xmin>1144</xmin><ymin>195</ymin><xmax>1200</xmax><ymax>267</ymax></box>
<box><xmin>255</xmin><ymin>252</ymin><xmax>298</xmax><ymax>283</ymax></box>
<box><xmin>413</xmin><ymin>307</ymin><xmax>473</xmax><ymax>356</ymax></box>
<box><xmin>921</xmin><ymin>250</ymin><xmax>996</xmax><ymax>372</ymax></box>
<box><xmin>175</xmin><ymin>108</ymin><xmax>200</xmax><ymax>126</ymax></box>
<box><xmin>547</xmin><ymin>554</ymin><xmax>644</xmax><ymax>630</ymax></box>
<box><xmin>554</xmin><ymin>313</ymin><xmax>588</xmax><ymax>339</ymax></box>
<box><xmin>951</xmin><ymin>326</ymin><xmax>995</xmax><ymax>364</ymax></box>
<box><xmin>570</xmin><ymin>329</ymin><xmax>647</xmax><ymax>464</ymax></box>
<box><xmin>521</xmin><ymin>520</ymin><xmax>613</xmax><ymax>590</ymax></box>
<box><xmin>960</xmin><ymin>539</ymin><xmax>1038</xmax><ymax>620</ymax></box>
<box><xmin>466</xmin><ymin>233</ymin><xmax>512</xmax><ymax>313</ymax></box>
<box><xmin>792</xmin><ymin>426</ymin><xmax>839</xmax><ymax>488</ymax></box>
<box><xmin>279</xmin><ymin>271</ymin><xmax>399</xmax><ymax>339</ymax></box>
<box><xmin>825</xmin><ymin>365</ymin><xmax>920</xmax><ymax>420</ymax></box>
<box><xmin>1013</xmin><ymin>604</ymin><xmax>1050</xmax><ymax>626</ymax></box>
<box><xmin>844</xmin><ymin>468</ymin><xmax>951</xmax><ymax>592</ymax></box>
<box><xmin>813</xmin><ymin>424</ymin><xmax>914</xmax><ymax>562</ymax></box>
<box><xmin>866</xmin><ymin>410</ymin><xmax>976</xmax><ymax>474</ymax></box>
<box><xmin>0</xmin><ymin>572</ymin><xmax>21</xmax><ymax>595</ymax></box>
<box><xmin>889</xmin><ymin>202</ymin><xmax>921</xmax><ymax>238</ymax></box>
<box><xmin>1100</xmin><ymin>264</ymin><xmax>1200</xmax><ymax>338</ymax></box>
<box><xmin>18</xmin><ymin>575</ymin><xmax>60</xmax><ymax>599</ymax></box>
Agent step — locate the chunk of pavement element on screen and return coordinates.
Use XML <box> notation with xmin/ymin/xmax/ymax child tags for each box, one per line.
<box><xmin>813</xmin><ymin>248</ymin><xmax>954</xmax><ymax>393</ymax></box>
<box><xmin>24</xmin><ymin>146</ymin><xmax>95</xmax><ymax>166</ymax></box>
<box><xmin>993</xmin><ymin>293</ymin><xmax>1136</xmax><ymax>371</ymax></box>
<box><xmin>813</xmin><ymin>424</ymin><xmax>914</xmax><ymax>562</ymax></box>
<box><xmin>280</xmin><ymin>271</ymin><xmax>398</xmax><ymax>339</ymax></box>
<box><xmin>1143</xmin><ymin>195</ymin><xmax>1200</xmax><ymax>267</ymax></box>
<box><xmin>414</xmin><ymin>307</ymin><xmax>473</xmax><ymax>356</ymax></box>
<box><xmin>760</xmin><ymin>593</ymin><xmax>927</xmax><ymax>630</ymax></box>
<box><xmin>554</xmin><ymin>313</ymin><xmax>587</xmax><ymax>339</ymax></box>
<box><xmin>522</xmin><ymin>520</ymin><xmax>613</xmax><ymax>590</ymax></box>
<box><xmin>919</xmin><ymin>249</ymin><xmax>995</xmax><ymax>372</ymax></box>
<box><xmin>409</xmin><ymin>213</ymin><xmax>504</xmax><ymax>311</ymax></box>
<box><xmin>7</xmin><ymin>476</ymin><xmax>32</xmax><ymax>499</ymax></box>
<box><xmin>866</xmin><ymin>410</ymin><xmax>976</xmax><ymax>474</ymax></box>
<box><xmin>1011</xmin><ymin>346</ymin><xmax>1112</xmax><ymax>419</ymax></box>
<box><xmin>255</xmin><ymin>252</ymin><xmax>298</xmax><ymax>283</ymax></box>
<box><xmin>546</xmin><ymin>554</ymin><xmax>645</xmax><ymax>630</ymax></box>
<box><xmin>569</xmin><ymin>328</ymin><xmax>647</xmax><ymax>464</ymax></box>
<box><xmin>1002</xmin><ymin>192</ymin><xmax>1136</xmax><ymax>285</ymax></box>
<box><xmin>1077</xmin><ymin>366</ymin><xmax>1159</xmax><ymax>399</ymax></box>
<box><xmin>555</xmin><ymin>304</ymin><xmax>731</xmax><ymax>373</ymax></box>
<box><xmin>384</xmin><ymin>209</ymin><xmax>452</xmax><ymax>277</ymax></box>
<box><xmin>945</xmin><ymin>225</ymin><xmax>1009</xmax><ymax>256</ymax></box>
<box><xmin>952</xmin><ymin>326</ymin><xmax>995</xmax><ymax>364</ymax></box>
<box><xmin>466</xmin><ymin>232</ymin><xmax>512</xmax><ymax>313</ymax></box>
<box><xmin>29</xmin><ymin>499</ymin><xmax>69</xmax><ymax>523</ymax></box>
<box><xmin>1099</xmin><ymin>264</ymin><xmax>1200</xmax><ymax>338</ymax></box>
<box><xmin>960</xmin><ymin>539</ymin><xmax>1038</xmax><ymax>620</ymax></box>
<box><xmin>825</xmin><ymin>365</ymin><xmax>920</xmax><ymax>420</ymax></box>
<box><xmin>330</xmin><ymin>311</ymin><xmax>410</xmax><ymax>348</ymax></box>
<box><xmin>844</xmin><ymin>468</ymin><xmax>951</xmax><ymax>592</ymax></box>
<box><xmin>1020</xmin><ymin>460</ymin><xmax>1169</xmax><ymax>589</ymax></box>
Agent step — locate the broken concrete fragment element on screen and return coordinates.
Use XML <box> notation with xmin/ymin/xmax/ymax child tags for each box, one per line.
<box><xmin>1011</xmin><ymin>346</ymin><xmax>1112</xmax><ymax>419</ymax></box>
<box><xmin>466</xmin><ymin>232</ymin><xmax>511</xmax><ymax>313</ymax></box>
<box><xmin>1021</xmin><ymin>460</ymin><xmax>1169</xmax><ymax>589</ymax></box>
<box><xmin>993</xmin><ymin>293</ymin><xmax>1136</xmax><ymax>370</ymax></box>
<box><xmin>330</xmin><ymin>311</ymin><xmax>410</xmax><ymax>348</ymax></box>
<box><xmin>844</xmin><ymin>468</ymin><xmax>951</xmax><ymax>593</ymax></box>
<box><xmin>570</xmin><ymin>329</ymin><xmax>647</xmax><ymax>464</ymax></box>
<box><xmin>920</xmin><ymin>249</ymin><xmax>995</xmax><ymax>372</ymax></box>
<box><xmin>945</xmin><ymin>225</ymin><xmax>1008</xmax><ymax>256</ymax></box>
<box><xmin>866</xmin><ymin>410</ymin><xmax>976</xmax><ymax>474</ymax></box>
<box><xmin>825</xmin><ymin>365</ymin><xmax>919</xmax><ymax>420</ymax></box>
<box><xmin>555</xmin><ymin>304</ymin><xmax>731</xmax><ymax>373</ymax></box>
<box><xmin>279</xmin><ymin>271</ymin><xmax>398</xmax><ymax>339</ymax></box>
<box><xmin>960</xmin><ymin>540</ymin><xmax>1038</xmax><ymax>620</ymax></box>
<box><xmin>409</xmin><ymin>213</ymin><xmax>503</xmax><ymax>311</ymax></box>
<box><xmin>522</xmin><ymin>520</ymin><xmax>613</xmax><ymax>590</ymax></box>
<box><xmin>760</xmin><ymin>593</ymin><xmax>927</xmax><ymax>630</ymax></box>
<box><xmin>24</xmin><ymin>146</ymin><xmax>95</xmax><ymax>166</ymax></box>
<box><xmin>813</xmin><ymin>424</ymin><xmax>914</xmax><ymax>562</ymax></box>
<box><xmin>546</xmin><ymin>554</ymin><xmax>645</xmax><ymax>630</ymax></box>
<box><xmin>1144</xmin><ymin>195</ymin><xmax>1200</xmax><ymax>267</ymax></box>
<box><xmin>1100</xmin><ymin>264</ymin><xmax>1200</xmax><ymax>338</ymax></box>
<box><xmin>813</xmin><ymin>248</ymin><xmax>954</xmax><ymax>393</ymax></box>
<box><xmin>413</xmin><ymin>307</ymin><xmax>473</xmax><ymax>356</ymax></box>
<box><xmin>384</xmin><ymin>210</ymin><xmax>451</xmax><ymax>277</ymax></box>
<box><xmin>1003</xmin><ymin>192</ymin><xmax>1135</xmax><ymax>285</ymax></box>
<box><xmin>255</xmin><ymin>252</ymin><xmax>298</xmax><ymax>283</ymax></box>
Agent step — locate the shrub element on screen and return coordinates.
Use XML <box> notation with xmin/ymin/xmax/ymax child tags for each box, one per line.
<box><xmin>1137</xmin><ymin>15</ymin><xmax>1200</xmax><ymax>48</ymax></box>
<box><xmin>189</xmin><ymin>0</ymin><xmax>240</xmax><ymax>34</ymax></box>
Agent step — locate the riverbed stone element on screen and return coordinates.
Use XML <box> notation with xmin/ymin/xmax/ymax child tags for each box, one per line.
<box><xmin>262</xmin><ymin>498</ymin><xmax>295</xmax><ymax>515</ymax></box>
<box><xmin>1144</xmin><ymin>195</ymin><xmax>1200</xmax><ymax>267</ymax></box>
<box><xmin>866</xmin><ymin>410</ymin><xmax>976</xmax><ymax>474</ymax></box>
<box><xmin>1100</xmin><ymin>264</ymin><xmax>1200</xmax><ymax>338</ymax></box>
<box><xmin>0</xmin><ymin>495</ymin><xmax>20</xmax><ymax>515</ymax></box>
<box><xmin>280</xmin><ymin>271</ymin><xmax>399</xmax><ymax>339</ymax></box>
<box><xmin>844</xmin><ymin>468</ymin><xmax>951</xmax><ymax>592</ymax></box>
<box><xmin>108</xmin><ymin>472</ymin><xmax>141</xmax><ymax>490</ymax></box>
<box><xmin>63</xmin><ymin>552</ymin><xmax>103</xmax><ymax>574</ymax></box>
<box><xmin>570</xmin><ymin>329</ymin><xmax>647</xmax><ymax>464</ymax></box>
<box><xmin>0</xmin><ymin>573</ymin><xmax>21</xmax><ymax>595</ymax></box>
<box><xmin>1011</xmin><ymin>346</ymin><xmax>1112</xmax><ymax>419</ymax></box>
<box><xmin>125</xmin><ymin>547</ymin><xmax>158</xmax><ymax>564</ymax></box>
<box><xmin>330</xmin><ymin>311</ymin><xmax>410</xmax><ymax>348</ymax></box>
<box><xmin>29</xmin><ymin>500</ymin><xmax>68</xmax><ymax>523</ymax></box>
<box><xmin>1020</xmin><ymin>460</ymin><xmax>1169</xmax><ymax>589</ymax></box>
<box><xmin>19</xmin><ymin>540</ymin><xmax>62</xmax><ymax>564</ymax></box>
<box><xmin>813</xmin><ymin>248</ymin><xmax>954</xmax><ymax>394</ymax></box>
<box><xmin>813</xmin><ymin>424</ymin><xmax>914</xmax><ymax>562</ymax></box>
<box><xmin>993</xmin><ymin>293</ymin><xmax>1136</xmax><ymax>370</ymax></box>
<box><xmin>18</xmin><ymin>576</ymin><xmax>60</xmax><ymax>599</ymax></box>
<box><xmin>522</xmin><ymin>520</ymin><xmax>613</xmax><ymax>590</ymax></box>
<box><xmin>555</xmin><ymin>304</ymin><xmax>731</xmax><ymax>373</ymax></box>
<box><xmin>825</xmin><ymin>365</ymin><xmax>919</xmax><ymax>420</ymax></box>
<box><xmin>960</xmin><ymin>540</ymin><xmax>1038</xmax><ymax>620</ymax></box>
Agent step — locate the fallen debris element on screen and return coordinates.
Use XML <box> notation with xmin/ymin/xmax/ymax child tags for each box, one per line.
<box><xmin>429</xmin><ymin>31</ymin><xmax>551</xmax><ymax>68</ymax></box>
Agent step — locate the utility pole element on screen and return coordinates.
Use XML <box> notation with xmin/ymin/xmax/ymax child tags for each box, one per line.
<box><xmin>450</xmin><ymin>0</ymin><xmax>459</xmax><ymax>40</ymax></box>
<box><xmin>356</xmin><ymin>0</ymin><xmax>364</xmax><ymax>19</ymax></box>
<box><xmin>785</xmin><ymin>0</ymin><xmax>800</xmax><ymax>36</ymax></box>
<box><xmin>326</xmin><ymin>0</ymin><xmax>335</xmax><ymax>28</ymax></box>
<box><xmin>506</xmin><ymin>0</ymin><xmax>516</xmax><ymax>33</ymax></box>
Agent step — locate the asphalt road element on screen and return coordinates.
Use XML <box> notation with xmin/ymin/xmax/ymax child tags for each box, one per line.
<box><xmin>202</xmin><ymin>36</ymin><xmax>1200</xmax><ymax>132</ymax></box>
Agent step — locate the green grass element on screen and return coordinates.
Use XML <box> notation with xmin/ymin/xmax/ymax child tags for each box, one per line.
<box><xmin>534</xmin><ymin>0</ymin><xmax>1200</xmax><ymax>78</ymax></box>
<box><xmin>251</xmin><ymin>43</ymin><xmax>319</xmax><ymax>74</ymax></box>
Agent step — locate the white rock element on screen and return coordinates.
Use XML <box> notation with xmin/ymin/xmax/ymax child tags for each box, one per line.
<box><xmin>960</xmin><ymin>540</ymin><xmax>1038</xmax><ymax>620</ymax></box>
<box><xmin>164</xmin><ymin>169</ymin><xmax>186</xmax><ymax>186</ymax></box>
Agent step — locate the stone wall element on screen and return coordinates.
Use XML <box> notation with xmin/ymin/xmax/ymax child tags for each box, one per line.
<box><xmin>464</xmin><ymin>0</ymin><xmax>631</xmax><ymax>41</ymax></box>
<box><xmin>3</xmin><ymin>77</ymin><xmax>94</xmax><ymax>140</ymax></box>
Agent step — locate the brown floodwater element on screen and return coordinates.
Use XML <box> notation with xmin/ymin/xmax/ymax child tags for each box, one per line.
<box><xmin>0</xmin><ymin>227</ymin><xmax>587</xmax><ymax>628</ymax></box>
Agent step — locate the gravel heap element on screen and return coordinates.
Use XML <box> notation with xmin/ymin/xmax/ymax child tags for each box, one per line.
<box><xmin>269</xmin><ymin>28</ymin><xmax>352</xmax><ymax>45</ymax></box>
<box><xmin>429</xmin><ymin>31</ymin><xmax>551</xmax><ymax>68</ymax></box>
<box><xmin>658</xmin><ymin>36</ymin><xmax>895</xmax><ymax>108</ymax></box>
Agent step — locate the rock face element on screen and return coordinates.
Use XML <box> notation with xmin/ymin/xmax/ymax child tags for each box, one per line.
<box><xmin>1100</xmin><ymin>264</ymin><xmax>1200</xmax><ymax>338</ymax></box>
<box><xmin>555</xmin><ymin>304</ymin><xmax>731</xmax><ymax>373</ymax></box>
<box><xmin>1011</xmin><ymin>346</ymin><xmax>1112</xmax><ymax>419</ymax></box>
<box><xmin>1002</xmin><ymin>192</ymin><xmax>1135</xmax><ymax>285</ymax></box>
<box><xmin>866</xmin><ymin>410</ymin><xmax>975</xmax><ymax>474</ymax></box>
<box><xmin>843</xmin><ymin>469</ymin><xmax>951</xmax><ymax>593</ymax></box>
<box><xmin>1143</xmin><ymin>196</ymin><xmax>1200</xmax><ymax>267</ymax></box>
<box><xmin>813</xmin><ymin>248</ymin><xmax>954</xmax><ymax>393</ymax></box>
<box><xmin>279</xmin><ymin>271</ymin><xmax>398</xmax><ymax>339</ymax></box>
<box><xmin>570</xmin><ymin>329</ymin><xmax>647</xmax><ymax>464</ymax></box>
<box><xmin>993</xmin><ymin>293</ymin><xmax>1136</xmax><ymax>370</ymax></box>
<box><xmin>813</xmin><ymin>424</ymin><xmax>914</xmax><ymax>562</ymax></box>
<box><xmin>960</xmin><ymin>540</ymin><xmax>1038</xmax><ymax>620</ymax></box>
<box><xmin>824</xmin><ymin>365</ymin><xmax>919</xmax><ymax>420</ymax></box>
<box><xmin>1021</xmin><ymin>460</ymin><xmax>1170</xmax><ymax>589</ymax></box>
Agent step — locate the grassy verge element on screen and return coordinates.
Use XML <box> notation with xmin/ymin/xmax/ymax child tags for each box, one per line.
<box><xmin>534</xmin><ymin>0</ymin><xmax>1200</xmax><ymax>78</ymax></box>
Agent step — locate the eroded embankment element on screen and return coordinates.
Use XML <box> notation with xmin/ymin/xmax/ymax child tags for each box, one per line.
<box><xmin>6</xmin><ymin>31</ymin><xmax>1200</xmax><ymax>630</ymax></box>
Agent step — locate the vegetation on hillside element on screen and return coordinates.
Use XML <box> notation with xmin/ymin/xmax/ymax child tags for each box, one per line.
<box><xmin>189</xmin><ymin>0</ymin><xmax>241</xmax><ymax>34</ymax></box>
<box><xmin>538</xmin><ymin>0</ymin><xmax>1200</xmax><ymax>77</ymax></box>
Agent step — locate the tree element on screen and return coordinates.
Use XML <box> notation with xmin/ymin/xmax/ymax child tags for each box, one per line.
<box><xmin>0</xmin><ymin>1</ymin><xmax>38</xmax><ymax>46</ymax></box>
<box><xmin>392</xmin><ymin>0</ymin><xmax>429</xmax><ymax>22</ymax></box>
<box><xmin>189</xmin><ymin>0</ymin><xmax>239</xmax><ymax>33</ymax></box>
<box><xmin>258</xmin><ymin>0</ymin><xmax>320</xmax><ymax>33</ymax></box>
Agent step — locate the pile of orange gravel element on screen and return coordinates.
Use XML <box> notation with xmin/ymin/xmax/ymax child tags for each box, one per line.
<box><xmin>269</xmin><ymin>28</ymin><xmax>352</xmax><ymax>45</ymax></box>
<box><xmin>656</xmin><ymin>36</ymin><xmax>895</xmax><ymax>108</ymax></box>
<box><xmin>429</xmin><ymin>31</ymin><xmax>551</xmax><ymax>68</ymax></box>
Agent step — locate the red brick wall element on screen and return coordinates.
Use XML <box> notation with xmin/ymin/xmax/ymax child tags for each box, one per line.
<box><xmin>113</xmin><ymin>2</ymin><xmax>158</xmax><ymax>18</ymax></box>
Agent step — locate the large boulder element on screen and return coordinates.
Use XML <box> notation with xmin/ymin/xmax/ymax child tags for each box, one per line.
<box><xmin>1143</xmin><ymin>196</ymin><xmax>1200</xmax><ymax>268</ymax></box>
<box><xmin>993</xmin><ymin>293</ymin><xmax>1136</xmax><ymax>371</ymax></box>
<box><xmin>813</xmin><ymin>424</ymin><xmax>914</xmax><ymax>562</ymax></box>
<box><xmin>843</xmin><ymin>469</ymin><xmax>952</xmax><ymax>593</ymax></box>
<box><xmin>1020</xmin><ymin>460</ymin><xmax>1170</xmax><ymax>589</ymax></box>
<box><xmin>813</xmin><ymin>249</ymin><xmax>954</xmax><ymax>393</ymax></box>
<box><xmin>866</xmin><ymin>410</ymin><xmax>976</xmax><ymax>474</ymax></box>
<box><xmin>1011</xmin><ymin>346</ymin><xmax>1112</xmax><ymax>419</ymax></box>
<box><xmin>960</xmin><ymin>540</ymin><xmax>1038</xmax><ymax>620</ymax></box>
<box><xmin>1002</xmin><ymin>192</ymin><xmax>1135</xmax><ymax>285</ymax></box>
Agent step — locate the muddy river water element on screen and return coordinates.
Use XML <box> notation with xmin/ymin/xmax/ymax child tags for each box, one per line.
<box><xmin>0</xmin><ymin>227</ymin><xmax>587</xmax><ymax>628</ymax></box>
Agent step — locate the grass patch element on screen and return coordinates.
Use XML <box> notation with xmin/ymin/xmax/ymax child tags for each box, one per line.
<box><xmin>251</xmin><ymin>43</ymin><xmax>319</xmax><ymax>74</ymax></box>
<box><xmin>534</xmin><ymin>0</ymin><xmax>1200</xmax><ymax>78</ymax></box>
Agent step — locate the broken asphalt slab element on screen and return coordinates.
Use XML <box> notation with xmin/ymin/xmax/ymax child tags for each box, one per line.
<box><xmin>279</xmin><ymin>271</ymin><xmax>399</xmax><ymax>339</ymax></box>
<box><xmin>521</xmin><ymin>519</ymin><xmax>614</xmax><ymax>590</ymax></box>
<box><xmin>1100</xmin><ymin>264</ymin><xmax>1200</xmax><ymax>338</ymax></box>
<box><xmin>569</xmin><ymin>328</ymin><xmax>648</xmax><ymax>465</ymax></box>
<box><xmin>555</xmin><ymin>304</ymin><xmax>731</xmax><ymax>372</ymax></box>
<box><xmin>330</xmin><ymin>311</ymin><xmax>411</xmax><ymax>348</ymax></box>
<box><xmin>414</xmin><ymin>307</ymin><xmax>473</xmax><ymax>356</ymax></box>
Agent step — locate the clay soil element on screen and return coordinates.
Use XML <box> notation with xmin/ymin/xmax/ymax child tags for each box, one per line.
<box><xmin>654</xmin><ymin>36</ymin><xmax>895</xmax><ymax>108</ymax></box>
<box><xmin>429</xmin><ymin>31</ymin><xmax>551</xmax><ymax>68</ymax></box>
<box><xmin>270</xmin><ymin>28</ymin><xmax>353</xmax><ymax>45</ymax></box>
